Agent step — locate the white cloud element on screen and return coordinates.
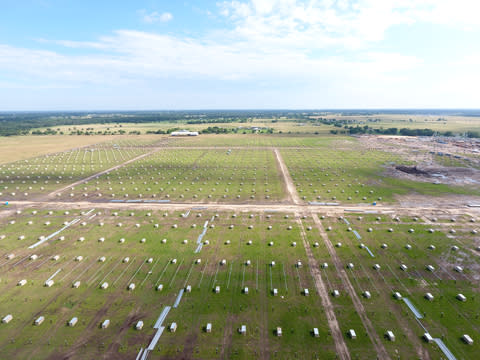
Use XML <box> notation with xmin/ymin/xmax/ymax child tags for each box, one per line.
<box><xmin>412</xmin><ymin>0</ymin><xmax>480</xmax><ymax>28</ymax></box>
<box><xmin>8</xmin><ymin>1</ymin><xmax>479</xmax><ymax>85</ymax></box>
<box><xmin>140</xmin><ymin>10</ymin><xmax>173</xmax><ymax>23</ymax></box>
<box><xmin>217</xmin><ymin>0</ymin><xmax>480</xmax><ymax>50</ymax></box>
<box><xmin>455</xmin><ymin>53</ymin><xmax>480</xmax><ymax>66</ymax></box>
<box><xmin>1</xmin><ymin>1</ymin><xmax>480</xmax><ymax>109</ymax></box>
<box><xmin>0</xmin><ymin>29</ymin><xmax>422</xmax><ymax>91</ymax></box>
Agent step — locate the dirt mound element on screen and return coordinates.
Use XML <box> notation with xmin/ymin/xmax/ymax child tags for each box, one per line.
<box><xmin>395</xmin><ymin>165</ymin><xmax>429</xmax><ymax>176</ymax></box>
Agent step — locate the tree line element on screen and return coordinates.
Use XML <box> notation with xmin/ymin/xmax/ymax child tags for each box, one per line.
<box><xmin>0</xmin><ymin>110</ymin><xmax>307</xmax><ymax>136</ymax></box>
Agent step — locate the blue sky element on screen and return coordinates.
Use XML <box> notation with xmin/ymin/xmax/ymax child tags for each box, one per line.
<box><xmin>1</xmin><ymin>0</ymin><xmax>480</xmax><ymax>110</ymax></box>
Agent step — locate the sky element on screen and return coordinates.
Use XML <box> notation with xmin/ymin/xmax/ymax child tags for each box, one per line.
<box><xmin>1</xmin><ymin>0</ymin><xmax>480</xmax><ymax>110</ymax></box>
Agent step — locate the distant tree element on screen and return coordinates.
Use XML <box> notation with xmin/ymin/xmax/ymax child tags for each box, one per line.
<box><xmin>466</xmin><ymin>131</ymin><xmax>480</xmax><ymax>138</ymax></box>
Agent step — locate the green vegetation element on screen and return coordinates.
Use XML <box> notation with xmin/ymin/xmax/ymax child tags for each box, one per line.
<box><xmin>3</xmin><ymin>110</ymin><xmax>480</xmax><ymax>137</ymax></box>
<box><xmin>0</xmin><ymin>210</ymin><xmax>339</xmax><ymax>359</ymax></box>
<box><xmin>58</xmin><ymin>148</ymin><xmax>285</xmax><ymax>203</ymax></box>
<box><xmin>322</xmin><ymin>214</ymin><xmax>480</xmax><ymax>359</ymax></box>
<box><xmin>281</xmin><ymin>139</ymin><xmax>479</xmax><ymax>204</ymax></box>
<box><xmin>0</xmin><ymin>145</ymin><xmax>149</xmax><ymax>200</ymax></box>
<box><xmin>2</xmin><ymin>208</ymin><xmax>478</xmax><ymax>359</ymax></box>
<box><xmin>0</xmin><ymin>125</ymin><xmax>478</xmax><ymax>359</ymax></box>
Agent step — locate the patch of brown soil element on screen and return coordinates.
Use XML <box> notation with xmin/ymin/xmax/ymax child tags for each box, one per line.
<box><xmin>395</xmin><ymin>194</ymin><xmax>480</xmax><ymax>209</ymax></box>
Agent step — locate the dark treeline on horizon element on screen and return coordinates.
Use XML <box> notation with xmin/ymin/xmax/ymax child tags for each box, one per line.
<box><xmin>0</xmin><ymin>109</ymin><xmax>479</xmax><ymax>137</ymax></box>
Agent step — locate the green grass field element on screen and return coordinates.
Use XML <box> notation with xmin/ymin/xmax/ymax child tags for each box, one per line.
<box><xmin>28</xmin><ymin>113</ymin><xmax>480</xmax><ymax>136</ymax></box>
<box><xmin>56</xmin><ymin>148</ymin><xmax>286</xmax><ymax>203</ymax></box>
<box><xmin>0</xmin><ymin>131</ymin><xmax>479</xmax><ymax>359</ymax></box>
<box><xmin>321</xmin><ymin>213</ymin><xmax>480</xmax><ymax>360</ymax></box>
<box><xmin>281</xmin><ymin>136</ymin><xmax>480</xmax><ymax>204</ymax></box>
<box><xmin>0</xmin><ymin>146</ymin><xmax>151</xmax><ymax>201</ymax></box>
<box><xmin>0</xmin><ymin>210</ymin><xmax>339</xmax><ymax>359</ymax></box>
<box><xmin>321</xmin><ymin>114</ymin><xmax>480</xmax><ymax>133</ymax></box>
<box><xmin>1</xmin><ymin>209</ymin><xmax>478</xmax><ymax>359</ymax></box>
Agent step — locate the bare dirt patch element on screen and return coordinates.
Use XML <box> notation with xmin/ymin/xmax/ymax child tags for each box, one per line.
<box><xmin>394</xmin><ymin>194</ymin><xmax>480</xmax><ymax>209</ymax></box>
<box><xmin>388</xmin><ymin>164</ymin><xmax>480</xmax><ymax>186</ymax></box>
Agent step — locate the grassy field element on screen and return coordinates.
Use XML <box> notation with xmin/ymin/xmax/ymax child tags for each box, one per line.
<box><xmin>0</xmin><ymin>135</ymin><xmax>122</xmax><ymax>164</ymax></box>
<box><xmin>1</xmin><ymin>209</ymin><xmax>478</xmax><ymax>359</ymax></box>
<box><xmin>56</xmin><ymin>148</ymin><xmax>286</xmax><ymax>203</ymax></box>
<box><xmin>31</xmin><ymin>121</ymin><xmax>335</xmax><ymax>136</ymax></box>
<box><xmin>45</xmin><ymin>134</ymin><xmax>480</xmax><ymax>205</ymax></box>
<box><xmin>321</xmin><ymin>213</ymin><xmax>480</xmax><ymax>360</ymax></box>
<box><xmin>320</xmin><ymin>114</ymin><xmax>480</xmax><ymax>133</ymax></box>
<box><xmin>0</xmin><ymin>209</ymin><xmax>339</xmax><ymax>359</ymax></box>
<box><xmin>28</xmin><ymin>113</ymin><xmax>480</xmax><ymax>136</ymax></box>
<box><xmin>0</xmin><ymin>146</ymin><xmax>150</xmax><ymax>200</ymax></box>
<box><xmin>281</xmin><ymin>140</ymin><xmax>479</xmax><ymax>204</ymax></box>
<box><xmin>0</xmin><ymin>130</ymin><xmax>478</xmax><ymax>359</ymax></box>
<box><xmin>170</xmin><ymin>134</ymin><xmax>352</xmax><ymax>147</ymax></box>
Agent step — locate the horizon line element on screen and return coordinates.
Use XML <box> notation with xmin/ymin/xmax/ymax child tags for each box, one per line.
<box><xmin>2</xmin><ymin>108</ymin><xmax>480</xmax><ymax>113</ymax></box>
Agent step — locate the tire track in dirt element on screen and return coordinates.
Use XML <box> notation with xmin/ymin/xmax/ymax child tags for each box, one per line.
<box><xmin>296</xmin><ymin>214</ymin><xmax>350</xmax><ymax>360</ymax></box>
<box><xmin>273</xmin><ymin>148</ymin><xmax>301</xmax><ymax>205</ymax></box>
<box><xmin>311</xmin><ymin>213</ymin><xmax>391</xmax><ymax>360</ymax></box>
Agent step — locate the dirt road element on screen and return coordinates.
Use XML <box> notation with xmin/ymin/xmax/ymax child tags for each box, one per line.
<box><xmin>5</xmin><ymin>199</ymin><xmax>479</xmax><ymax>219</ymax></box>
<box><xmin>273</xmin><ymin>148</ymin><xmax>301</xmax><ymax>204</ymax></box>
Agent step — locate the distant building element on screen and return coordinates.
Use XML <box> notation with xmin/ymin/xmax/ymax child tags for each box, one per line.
<box><xmin>170</xmin><ymin>130</ymin><xmax>199</xmax><ymax>136</ymax></box>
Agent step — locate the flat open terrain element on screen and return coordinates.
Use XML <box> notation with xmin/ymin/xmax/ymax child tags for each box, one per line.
<box><xmin>0</xmin><ymin>135</ymin><xmax>121</xmax><ymax>164</ymax></box>
<box><xmin>54</xmin><ymin>147</ymin><xmax>286</xmax><ymax>204</ymax></box>
<box><xmin>31</xmin><ymin>121</ymin><xmax>335</xmax><ymax>136</ymax></box>
<box><xmin>0</xmin><ymin>133</ymin><xmax>479</xmax><ymax>360</ymax></box>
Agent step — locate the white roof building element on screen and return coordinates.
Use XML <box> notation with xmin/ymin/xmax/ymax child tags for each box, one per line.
<box><xmin>171</xmin><ymin>130</ymin><xmax>199</xmax><ymax>136</ymax></box>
